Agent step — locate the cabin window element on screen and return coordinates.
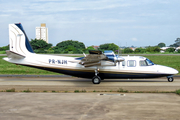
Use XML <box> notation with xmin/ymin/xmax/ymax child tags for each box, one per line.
<box><xmin>139</xmin><ymin>60</ymin><xmax>148</xmax><ymax>66</ymax></box>
<box><xmin>122</xmin><ymin>61</ymin><xmax>125</xmax><ymax>66</ymax></box>
<box><xmin>127</xmin><ymin>60</ymin><xmax>136</xmax><ymax>67</ymax></box>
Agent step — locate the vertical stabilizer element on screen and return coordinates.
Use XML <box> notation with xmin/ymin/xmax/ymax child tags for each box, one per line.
<box><xmin>9</xmin><ymin>23</ymin><xmax>34</xmax><ymax>56</ymax></box>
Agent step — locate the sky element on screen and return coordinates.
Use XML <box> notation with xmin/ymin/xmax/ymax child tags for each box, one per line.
<box><xmin>0</xmin><ymin>0</ymin><xmax>180</xmax><ymax>47</ymax></box>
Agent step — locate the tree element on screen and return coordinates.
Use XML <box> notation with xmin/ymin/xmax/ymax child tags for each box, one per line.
<box><xmin>55</xmin><ymin>40</ymin><xmax>86</xmax><ymax>54</ymax></box>
<box><xmin>177</xmin><ymin>49</ymin><xmax>180</xmax><ymax>53</ymax></box>
<box><xmin>169</xmin><ymin>44</ymin><xmax>179</xmax><ymax>47</ymax></box>
<box><xmin>123</xmin><ymin>48</ymin><xmax>133</xmax><ymax>53</ymax></box>
<box><xmin>146</xmin><ymin>46</ymin><xmax>160</xmax><ymax>53</ymax></box>
<box><xmin>134</xmin><ymin>48</ymin><xmax>146</xmax><ymax>53</ymax></box>
<box><xmin>47</xmin><ymin>48</ymin><xmax>54</xmax><ymax>53</ymax></box>
<box><xmin>175</xmin><ymin>38</ymin><xmax>180</xmax><ymax>46</ymax></box>
<box><xmin>169</xmin><ymin>38</ymin><xmax>180</xmax><ymax>47</ymax></box>
<box><xmin>99</xmin><ymin>43</ymin><xmax>119</xmax><ymax>53</ymax></box>
<box><xmin>158</xmin><ymin>43</ymin><xmax>166</xmax><ymax>48</ymax></box>
<box><xmin>86</xmin><ymin>46</ymin><xmax>96</xmax><ymax>51</ymax></box>
<box><xmin>30</xmin><ymin>39</ymin><xmax>52</xmax><ymax>51</ymax></box>
<box><xmin>0</xmin><ymin>45</ymin><xmax>9</xmax><ymax>51</ymax></box>
<box><xmin>165</xmin><ymin>48</ymin><xmax>175</xmax><ymax>53</ymax></box>
<box><xmin>83</xmin><ymin>46</ymin><xmax>96</xmax><ymax>54</ymax></box>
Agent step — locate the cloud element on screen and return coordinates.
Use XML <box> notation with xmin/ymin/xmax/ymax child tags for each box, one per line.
<box><xmin>0</xmin><ymin>0</ymin><xmax>180</xmax><ymax>47</ymax></box>
<box><xmin>131</xmin><ymin>38</ymin><xmax>138</xmax><ymax>41</ymax></box>
<box><xmin>27</xmin><ymin>0</ymin><xmax>130</xmax><ymax>13</ymax></box>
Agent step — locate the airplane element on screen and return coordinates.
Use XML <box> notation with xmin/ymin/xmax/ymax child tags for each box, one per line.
<box><xmin>3</xmin><ymin>23</ymin><xmax>179</xmax><ymax>84</ymax></box>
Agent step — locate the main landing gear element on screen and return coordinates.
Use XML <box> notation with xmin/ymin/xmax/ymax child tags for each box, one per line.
<box><xmin>167</xmin><ymin>76</ymin><xmax>174</xmax><ymax>82</ymax></box>
<box><xmin>92</xmin><ymin>69</ymin><xmax>101</xmax><ymax>84</ymax></box>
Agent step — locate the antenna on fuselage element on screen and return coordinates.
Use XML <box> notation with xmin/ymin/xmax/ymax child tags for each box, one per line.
<box><xmin>118</xmin><ymin>42</ymin><xmax>121</xmax><ymax>57</ymax></box>
<box><xmin>118</xmin><ymin>42</ymin><xmax>119</xmax><ymax>56</ymax></box>
<box><xmin>119</xmin><ymin>42</ymin><xmax>122</xmax><ymax>57</ymax></box>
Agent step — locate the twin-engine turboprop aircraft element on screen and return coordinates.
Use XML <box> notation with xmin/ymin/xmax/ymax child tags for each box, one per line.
<box><xmin>3</xmin><ymin>23</ymin><xmax>179</xmax><ymax>84</ymax></box>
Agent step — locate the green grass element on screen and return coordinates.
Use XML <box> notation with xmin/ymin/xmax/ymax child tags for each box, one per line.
<box><xmin>81</xmin><ymin>89</ymin><xmax>86</xmax><ymax>92</ymax></box>
<box><xmin>22</xmin><ymin>89</ymin><xmax>31</xmax><ymax>92</ymax></box>
<box><xmin>6</xmin><ymin>88</ymin><xmax>15</xmax><ymax>92</ymax></box>
<box><xmin>74</xmin><ymin>90</ymin><xmax>87</xmax><ymax>93</ymax></box>
<box><xmin>175</xmin><ymin>89</ymin><xmax>180</xmax><ymax>95</ymax></box>
<box><xmin>0</xmin><ymin>51</ymin><xmax>6</xmax><ymax>54</ymax></box>
<box><xmin>145</xmin><ymin>55</ymin><xmax>180</xmax><ymax>74</ymax></box>
<box><xmin>0</xmin><ymin>55</ymin><xmax>180</xmax><ymax>75</ymax></box>
<box><xmin>117</xmin><ymin>88</ymin><xmax>129</xmax><ymax>93</ymax></box>
<box><xmin>125</xmin><ymin>52</ymin><xmax>179</xmax><ymax>54</ymax></box>
<box><xmin>74</xmin><ymin>90</ymin><xmax>79</xmax><ymax>93</ymax></box>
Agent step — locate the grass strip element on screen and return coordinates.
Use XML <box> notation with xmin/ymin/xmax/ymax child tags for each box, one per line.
<box><xmin>6</xmin><ymin>88</ymin><xmax>15</xmax><ymax>92</ymax></box>
<box><xmin>1</xmin><ymin>88</ymin><xmax>180</xmax><ymax>96</ymax></box>
<box><xmin>175</xmin><ymin>89</ymin><xmax>180</xmax><ymax>95</ymax></box>
<box><xmin>22</xmin><ymin>89</ymin><xmax>31</xmax><ymax>92</ymax></box>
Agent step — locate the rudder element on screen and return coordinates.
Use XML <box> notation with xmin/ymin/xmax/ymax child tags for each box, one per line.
<box><xmin>9</xmin><ymin>23</ymin><xmax>34</xmax><ymax>56</ymax></box>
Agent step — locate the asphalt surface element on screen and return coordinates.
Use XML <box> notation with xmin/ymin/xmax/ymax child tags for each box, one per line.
<box><xmin>0</xmin><ymin>76</ymin><xmax>180</xmax><ymax>120</ymax></box>
<box><xmin>0</xmin><ymin>93</ymin><xmax>180</xmax><ymax>120</ymax></box>
<box><xmin>0</xmin><ymin>76</ymin><xmax>180</xmax><ymax>92</ymax></box>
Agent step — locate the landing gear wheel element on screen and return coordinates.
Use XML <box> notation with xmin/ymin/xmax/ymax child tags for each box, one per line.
<box><xmin>168</xmin><ymin>77</ymin><xmax>174</xmax><ymax>82</ymax></box>
<box><xmin>92</xmin><ymin>76</ymin><xmax>101</xmax><ymax>84</ymax></box>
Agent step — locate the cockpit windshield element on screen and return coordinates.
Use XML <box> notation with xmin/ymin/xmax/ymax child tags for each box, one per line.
<box><xmin>145</xmin><ymin>58</ymin><xmax>154</xmax><ymax>66</ymax></box>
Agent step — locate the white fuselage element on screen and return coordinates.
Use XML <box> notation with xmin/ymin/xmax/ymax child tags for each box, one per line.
<box><xmin>4</xmin><ymin>53</ymin><xmax>178</xmax><ymax>79</ymax></box>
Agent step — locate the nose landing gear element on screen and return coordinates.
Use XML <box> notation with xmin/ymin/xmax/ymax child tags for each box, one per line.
<box><xmin>167</xmin><ymin>76</ymin><xmax>174</xmax><ymax>82</ymax></box>
<box><xmin>92</xmin><ymin>76</ymin><xmax>101</xmax><ymax>84</ymax></box>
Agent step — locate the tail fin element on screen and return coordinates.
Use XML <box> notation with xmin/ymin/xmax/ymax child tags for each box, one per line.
<box><xmin>9</xmin><ymin>23</ymin><xmax>34</xmax><ymax>56</ymax></box>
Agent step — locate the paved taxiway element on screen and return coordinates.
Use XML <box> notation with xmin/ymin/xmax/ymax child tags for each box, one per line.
<box><xmin>0</xmin><ymin>76</ymin><xmax>180</xmax><ymax>92</ymax></box>
<box><xmin>0</xmin><ymin>93</ymin><xmax>180</xmax><ymax>120</ymax></box>
<box><xmin>0</xmin><ymin>76</ymin><xmax>180</xmax><ymax>119</ymax></box>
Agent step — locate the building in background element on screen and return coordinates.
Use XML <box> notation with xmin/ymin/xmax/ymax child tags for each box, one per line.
<box><xmin>36</xmin><ymin>23</ymin><xmax>48</xmax><ymax>43</ymax></box>
<box><xmin>92</xmin><ymin>46</ymin><xmax>99</xmax><ymax>50</ymax></box>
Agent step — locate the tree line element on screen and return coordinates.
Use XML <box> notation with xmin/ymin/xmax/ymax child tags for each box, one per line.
<box><xmin>0</xmin><ymin>38</ymin><xmax>180</xmax><ymax>54</ymax></box>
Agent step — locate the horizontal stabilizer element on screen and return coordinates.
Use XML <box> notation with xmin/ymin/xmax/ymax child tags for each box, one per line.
<box><xmin>6</xmin><ymin>50</ymin><xmax>25</xmax><ymax>59</ymax></box>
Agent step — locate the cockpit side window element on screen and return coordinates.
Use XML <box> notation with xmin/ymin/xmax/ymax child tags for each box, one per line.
<box><xmin>146</xmin><ymin>58</ymin><xmax>154</xmax><ymax>66</ymax></box>
<box><xmin>139</xmin><ymin>60</ymin><xmax>148</xmax><ymax>66</ymax></box>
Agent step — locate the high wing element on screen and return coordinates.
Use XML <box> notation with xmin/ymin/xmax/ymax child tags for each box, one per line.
<box><xmin>79</xmin><ymin>50</ymin><xmax>124</xmax><ymax>67</ymax></box>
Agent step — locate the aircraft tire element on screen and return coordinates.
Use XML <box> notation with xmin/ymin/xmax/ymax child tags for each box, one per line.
<box><xmin>92</xmin><ymin>76</ymin><xmax>101</xmax><ymax>84</ymax></box>
<box><xmin>168</xmin><ymin>77</ymin><xmax>174</xmax><ymax>82</ymax></box>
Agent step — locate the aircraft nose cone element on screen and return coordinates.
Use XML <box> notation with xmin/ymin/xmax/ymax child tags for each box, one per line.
<box><xmin>167</xmin><ymin>66</ymin><xmax>179</xmax><ymax>74</ymax></box>
<box><xmin>157</xmin><ymin>65</ymin><xmax>179</xmax><ymax>75</ymax></box>
<box><xmin>165</xmin><ymin>67</ymin><xmax>178</xmax><ymax>75</ymax></box>
<box><xmin>172</xmin><ymin>69</ymin><xmax>179</xmax><ymax>74</ymax></box>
